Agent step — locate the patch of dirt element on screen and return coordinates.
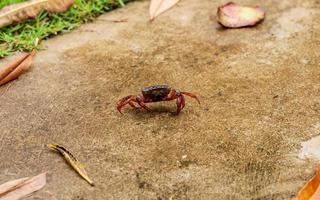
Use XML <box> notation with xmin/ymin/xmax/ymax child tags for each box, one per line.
<box><xmin>0</xmin><ymin>0</ymin><xmax>320</xmax><ymax>199</ymax></box>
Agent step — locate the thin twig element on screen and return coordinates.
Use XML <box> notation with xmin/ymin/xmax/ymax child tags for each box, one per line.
<box><xmin>97</xmin><ymin>18</ymin><xmax>128</xmax><ymax>23</ymax></box>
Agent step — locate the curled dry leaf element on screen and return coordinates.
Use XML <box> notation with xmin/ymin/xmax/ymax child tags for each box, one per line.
<box><xmin>217</xmin><ymin>2</ymin><xmax>265</xmax><ymax>28</ymax></box>
<box><xmin>297</xmin><ymin>166</ymin><xmax>320</xmax><ymax>200</ymax></box>
<box><xmin>0</xmin><ymin>0</ymin><xmax>74</xmax><ymax>28</ymax></box>
<box><xmin>0</xmin><ymin>173</ymin><xmax>46</xmax><ymax>200</ymax></box>
<box><xmin>0</xmin><ymin>49</ymin><xmax>36</xmax><ymax>87</ymax></box>
<box><xmin>48</xmin><ymin>144</ymin><xmax>94</xmax><ymax>186</ymax></box>
<box><xmin>149</xmin><ymin>0</ymin><xmax>180</xmax><ymax>21</ymax></box>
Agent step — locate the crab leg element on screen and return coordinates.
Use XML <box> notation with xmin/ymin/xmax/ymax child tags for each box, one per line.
<box><xmin>136</xmin><ymin>100</ymin><xmax>152</xmax><ymax>112</ymax></box>
<box><xmin>117</xmin><ymin>95</ymin><xmax>132</xmax><ymax>104</ymax></box>
<box><xmin>117</xmin><ymin>95</ymin><xmax>134</xmax><ymax>114</ymax></box>
<box><xmin>181</xmin><ymin>92</ymin><xmax>200</xmax><ymax>104</ymax></box>
<box><xmin>129</xmin><ymin>102</ymin><xmax>141</xmax><ymax>108</ymax></box>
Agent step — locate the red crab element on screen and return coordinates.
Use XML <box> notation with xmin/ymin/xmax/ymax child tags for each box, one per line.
<box><xmin>117</xmin><ymin>85</ymin><xmax>200</xmax><ymax>114</ymax></box>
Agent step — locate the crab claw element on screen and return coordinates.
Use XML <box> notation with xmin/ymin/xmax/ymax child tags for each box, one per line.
<box><xmin>117</xmin><ymin>106</ymin><xmax>124</xmax><ymax>114</ymax></box>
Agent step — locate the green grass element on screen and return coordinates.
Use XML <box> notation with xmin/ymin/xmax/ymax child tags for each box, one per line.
<box><xmin>0</xmin><ymin>0</ymin><xmax>131</xmax><ymax>57</ymax></box>
<box><xmin>0</xmin><ymin>0</ymin><xmax>26</xmax><ymax>8</ymax></box>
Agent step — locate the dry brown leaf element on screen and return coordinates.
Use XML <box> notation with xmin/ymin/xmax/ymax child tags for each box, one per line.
<box><xmin>149</xmin><ymin>0</ymin><xmax>180</xmax><ymax>21</ymax></box>
<box><xmin>48</xmin><ymin>144</ymin><xmax>94</xmax><ymax>186</ymax></box>
<box><xmin>0</xmin><ymin>49</ymin><xmax>36</xmax><ymax>86</ymax></box>
<box><xmin>217</xmin><ymin>2</ymin><xmax>265</xmax><ymax>28</ymax></box>
<box><xmin>0</xmin><ymin>0</ymin><xmax>74</xmax><ymax>28</ymax></box>
<box><xmin>297</xmin><ymin>166</ymin><xmax>320</xmax><ymax>200</ymax></box>
<box><xmin>0</xmin><ymin>173</ymin><xmax>46</xmax><ymax>200</ymax></box>
<box><xmin>44</xmin><ymin>0</ymin><xmax>75</xmax><ymax>12</ymax></box>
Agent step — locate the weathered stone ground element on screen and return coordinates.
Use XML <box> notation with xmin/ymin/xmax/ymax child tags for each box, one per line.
<box><xmin>0</xmin><ymin>0</ymin><xmax>320</xmax><ymax>199</ymax></box>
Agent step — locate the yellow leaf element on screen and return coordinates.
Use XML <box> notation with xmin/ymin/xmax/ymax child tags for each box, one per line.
<box><xmin>48</xmin><ymin>143</ymin><xmax>94</xmax><ymax>186</ymax></box>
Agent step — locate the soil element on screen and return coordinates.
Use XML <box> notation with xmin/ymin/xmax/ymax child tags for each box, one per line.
<box><xmin>0</xmin><ymin>0</ymin><xmax>320</xmax><ymax>199</ymax></box>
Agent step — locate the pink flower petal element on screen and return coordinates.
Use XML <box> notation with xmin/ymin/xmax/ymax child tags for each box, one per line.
<box><xmin>217</xmin><ymin>2</ymin><xmax>265</xmax><ymax>28</ymax></box>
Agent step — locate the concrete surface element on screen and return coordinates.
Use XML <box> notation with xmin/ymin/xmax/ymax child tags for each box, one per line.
<box><xmin>0</xmin><ymin>0</ymin><xmax>320</xmax><ymax>199</ymax></box>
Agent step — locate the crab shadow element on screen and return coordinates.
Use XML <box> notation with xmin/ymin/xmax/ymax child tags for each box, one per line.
<box><xmin>126</xmin><ymin>105</ymin><xmax>181</xmax><ymax>119</ymax></box>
